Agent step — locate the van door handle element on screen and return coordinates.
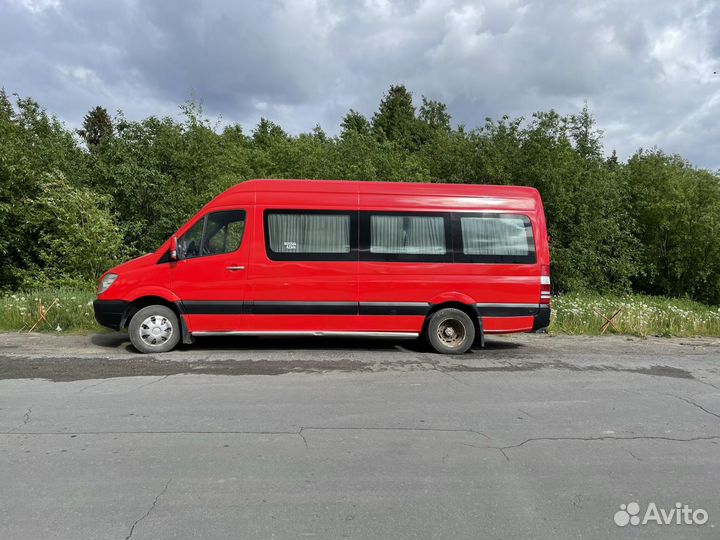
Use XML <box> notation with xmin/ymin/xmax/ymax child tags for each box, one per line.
<box><xmin>226</xmin><ymin>265</ymin><xmax>245</xmax><ymax>271</ymax></box>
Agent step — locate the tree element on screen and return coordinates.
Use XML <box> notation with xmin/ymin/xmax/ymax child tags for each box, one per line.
<box><xmin>625</xmin><ymin>150</ymin><xmax>720</xmax><ymax>303</ymax></box>
<box><xmin>340</xmin><ymin>109</ymin><xmax>371</xmax><ymax>137</ymax></box>
<box><xmin>418</xmin><ymin>96</ymin><xmax>451</xmax><ymax>133</ymax></box>
<box><xmin>569</xmin><ymin>103</ymin><xmax>603</xmax><ymax>159</ymax></box>
<box><xmin>77</xmin><ymin>106</ymin><xmax>113</xmax><ymax>150</ymax></box>
<box><xmin>1</xmin><ymin>87</ymin><xmax>718</xmax><ymax>306</ymax></box>
<box><xmin>252</xmin><ymin>118</ymin><xmax>287</xmax><ymax>146</ymax></box>
<box><xmin>371</xmin><ymin>84</ymin><xmax>419</xmax><ymax>150</ymax></box>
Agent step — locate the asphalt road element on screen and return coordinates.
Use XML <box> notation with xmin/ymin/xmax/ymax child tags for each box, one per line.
<box><xmin>1</xmin><ymin>332</ymin><xmax>719</xmax><ymax>540</ymax></box>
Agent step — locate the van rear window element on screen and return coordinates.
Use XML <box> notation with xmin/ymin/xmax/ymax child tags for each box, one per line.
<box><xmin>455</xmin><ymin>214</ymin><xmax>536</xmax><ymax>264</ymax></box>
<box><xmin>265</xmin><ymin>211</ymin><xmax>355</xmax><ymax>260</ymax></box>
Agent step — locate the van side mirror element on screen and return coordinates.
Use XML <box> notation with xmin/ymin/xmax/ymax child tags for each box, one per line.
<box><xmin>170</xmin><ymin>236</ymin><xmax>179</xmax><ymax>260</ymax></box>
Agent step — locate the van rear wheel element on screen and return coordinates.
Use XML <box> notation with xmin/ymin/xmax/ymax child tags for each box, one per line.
<box><xmin>426</xmin><ymin>308</ymin><xmax>475</xmax><ymax>354</ymax></box>
<box><xmin>128</xmin><ymin>305</ymin><xmax>180</xmax><ymax>354</ymax></box>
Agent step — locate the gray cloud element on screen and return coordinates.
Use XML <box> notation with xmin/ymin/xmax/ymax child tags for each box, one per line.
<box><xmin>1</xmin><ymin>0</ymin><xmax>718</xmax><ymax>168</ymax></box>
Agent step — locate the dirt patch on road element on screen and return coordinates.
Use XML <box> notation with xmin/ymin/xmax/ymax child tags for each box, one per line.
<box><xmin>443</xmin><ymin>360</ymin><xmax>695</xmax><ymax>379</ymax></box>
<box><xmin>0</xmin><ymin>355</ymin><xmax>413</xmax><ymax>381</ymax></box>
<box><xmin>0</xmin><ymin>354</ymin><xmax>696</xmax><ymax>382</ymax></box>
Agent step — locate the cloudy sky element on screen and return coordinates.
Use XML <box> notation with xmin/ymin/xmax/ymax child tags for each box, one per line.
<box><xmin>2</xmin><ymin>0</ymin><xmax>719</xmax><ymax>168</ymax></box>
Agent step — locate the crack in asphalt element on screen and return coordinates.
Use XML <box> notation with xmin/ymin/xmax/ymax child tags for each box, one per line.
<box><xmin>464</xmin><ymin>435</ymin><xmax>720</xmax><ymax>462</ymax></box>
<box><xmin>499</xmin><ymin>434</ymin><xmax>720</xmax><ymax>451</ymax></box>
<box><xmin>125</xmin><ymin>479</ymin><xmax>172</xmax><ymax>540</ymax></box>
<box><xmin>437</xmin><ymin>367</ymin><xmax>470</xmax><ymax>386</ymax></box>
<box><xmin>3</xmin><ymin>426</ymin><xmax>720</xmax><ymax>460</ymax></box>
<box><xmin>0</xmin><ymin>425</ymin><xmax>494</xmax><ymax>444</ymax></box>
<box><xmin>77</xmin><ymin>379</ymin><xmax>112</xmax><ymax>393</ymax></box>
<box><xmin>671</xmin><ymin>394</ymin><xmax>720</xmax><ymax>421</ymax></box>
<box><xmin>415</xmin><ymin>354</ymin><xmax>470</xmax><ymax>387</ymax></box>
<box><xmin>10</xmin><ymin>406</ymin><xmax>32</xmax><ymax>433</ymax></box>
<box><xmin>0</xmin><ymin>430</ymin><xmax>302</xmax><ymax>436</ymax></box>
<box><xmin>517</xmin><ymin>408</ymin><xmax>538</xmax><ymax>419</ymax></box>
<box><xmin>298</xmin><ymin>428</ymin><xmax>309</xmax><ymax>449</ymax></box>
<box><xmin>463</xmin><ymin>442</ymin><xmax>511</xmax><ymax>461</ymax></box>
<box><xmin>132</xmin><ymin>375</ymin><xmax>171</xmax><ymax>392</ymax></box>
<box><xmin>300</xmin><ymin>426</ymin><xmax>493</xmax><ymax>440</ymax></box>
<box><xmin>695</xmin><ymin>379</ymin><xmax>720</xmax><ymax>391</ymax></box>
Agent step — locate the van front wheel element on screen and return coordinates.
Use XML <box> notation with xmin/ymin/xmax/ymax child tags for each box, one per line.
<box><xmin>426</xmin><ymin>308</ymin><xmax>475</xmax><ymax>354</ymax></box>
<box><xmin>128</xmin><ymin>305</ymin><xmax>181</xmax><ymax>354</ymax></box>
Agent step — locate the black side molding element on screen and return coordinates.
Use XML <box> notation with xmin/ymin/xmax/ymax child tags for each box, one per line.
<box><xmin>182</xmin><ymin>301</ymin><xmax>247</xmax><ymax>315</ymax></box>
<box><xmin>476</xmin><ymin>305</ymin><xmax>539</xmax><ymax>317</ymax></box>
<box><xmin>178</xmin><ymin>301</ymin><xmax>433</xmax><ymax>316</ymax></box>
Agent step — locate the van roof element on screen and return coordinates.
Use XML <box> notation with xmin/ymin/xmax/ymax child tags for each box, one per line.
<box><xmin>210</xmin><ymin>179</ymin><xmax>541</xmax><ymax>208</ymax></box>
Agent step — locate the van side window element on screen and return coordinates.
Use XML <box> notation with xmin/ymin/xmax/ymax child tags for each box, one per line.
<box><xmin>179</xmin><ymin>210</ymin><xmax>246</xmax><ymax>259</ymax></box>
<box><xmin>265</xmin><ymin>211</ymin><xmax>356</xmax><ymax>261</ymax></box>
<box><xmin>370</xmin><ymin>215</ymin><xmax>446</xmax><ymax>255</ymax></box>
<box><xmin>454</xmin><ymin>214</ymin><xmax>536</xmax><ymax>264</ymax></box>
<box><xmin>359</xmin><ymin>212</ymin><xmax>451</xmax><ymax>262</ymax></box>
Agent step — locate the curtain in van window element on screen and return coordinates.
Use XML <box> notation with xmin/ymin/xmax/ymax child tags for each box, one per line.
<box><xmin>268</xmin><ymin>214</ymin><xmax>350</xmax><ymax>253</ymax></box>
<box><xmin>460</xmin><ymin>216</ymin><xmax>529</xmax><ymax>256</ymax></box>
<box><xmin>371</xmin><ymin>215</ymin><xmax>446</xmax><ymax>254</ymax></box>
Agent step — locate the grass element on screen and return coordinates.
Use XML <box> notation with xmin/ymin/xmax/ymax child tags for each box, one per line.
<box><xmin>551</xmin><ymin>292</ymin><xmax>720</xmax><ymax>337</ymax></box>
<box><xmin>0</xmin><ymin>288</ymin><xmax>100</xmax><ymax>333</ymax></box>
<box><xmin>1</xmin><ymin>288</ymin><xmax>719</xmax><ymax>337</ymax></box>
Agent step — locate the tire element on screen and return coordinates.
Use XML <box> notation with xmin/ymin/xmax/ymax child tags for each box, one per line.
<box><xmin>128</xmin><ymin>305</ymin><xmax>181</xmax><ymax>354</ymax></box>
<box><xmin>426</xmin><ymin>308</ymin><xmax>475</xmax><ymax>354</ymax></box>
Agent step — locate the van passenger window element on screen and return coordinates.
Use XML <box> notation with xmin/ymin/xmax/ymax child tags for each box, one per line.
<box><xmin>267</xmin><ymin>213</ymin><xmax>350</xmax><ymax>255</ymax></box>
<box><xmin>457</xmin><ymin>214</ymin><xmax>535</xmax><ymax>263</ymax></box>
<box><xmin>204</xmin><ymin>211</ymin><xmax>246</xmax><ymax>255</ymax></box>
<box><xmin>370</xmin><ymin>215</ymin><xmax>446</xmax><ymax>255</ymax></box>
<box><xmin>178</xmin><ymin>210</ymin><xmax>246</xmax><ymax>259</ymax></box>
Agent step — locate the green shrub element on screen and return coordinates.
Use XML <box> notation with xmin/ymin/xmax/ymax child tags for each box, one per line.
<box><xmin>26</xmin><ymin>174</ymin><xmax>124</xmax><ymax>287</ymax></box>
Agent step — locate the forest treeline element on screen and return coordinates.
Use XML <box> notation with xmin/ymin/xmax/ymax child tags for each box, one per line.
<box><xmin>1</xmin><ymin>85</ymin><xmax>719</xmax><ymax>304</ymax></box>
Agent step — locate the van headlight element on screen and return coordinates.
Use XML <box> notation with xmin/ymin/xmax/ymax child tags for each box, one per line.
<box><xmin>97</xmin><ymin>273</ymin><xmax>118</xmax><ymax>294</ymax></box>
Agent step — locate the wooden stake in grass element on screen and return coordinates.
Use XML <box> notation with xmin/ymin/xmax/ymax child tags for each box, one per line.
<box><xmin>594</xmin><ymin>307</ymin><xmax>622</xmax><ymax>335</ymax></box>
<box><xmin>27</xmin><ymin>298</ymin><xmax>59</xmax><ymax>333</ymax></box>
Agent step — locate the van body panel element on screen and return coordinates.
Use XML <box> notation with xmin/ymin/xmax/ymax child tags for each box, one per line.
<box><xmin>359</xmin><ymin>193</ymin><xmax>538</xmax><ymax>212</ymax></box>
<box><xmin>483</xmin><ymin>316</ymin><xmax>536</xmax><ymax>333</ymax></box>
<box><xmin>248</xmin><ymin>194</ymin><xmax>360</xmax><ymax>332</ymax></box>
<box><xmin>98</xmin><ymin>257</ymin><xmax>170</xmax><ymax>302</ymax></box>
<box><xmin>169</xmin><ymin>206</ymin><xmax>252</xmax><ymax>332</ymax></box>
<box><xmin>95</xmin><ymin>179</ymin><xmax>552</xmax><ymax>340</ymax></box>
<box><xmin>124</xmin><ymin>286</ymin><xmax>180</xmax><ymax>304</ymax></box>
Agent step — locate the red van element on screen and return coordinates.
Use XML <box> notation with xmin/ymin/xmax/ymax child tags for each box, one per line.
<box><xmin>94</xmin><ymin>179</ymin><xmax>551</xmax><ymax>354</ymax></box>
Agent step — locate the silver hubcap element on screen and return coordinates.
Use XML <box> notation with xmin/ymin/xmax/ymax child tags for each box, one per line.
<box><xmin>139</xmin><ymin>315</ymin><xmax>173</xmax><ymax>346</ymax></box>
<box><xmin>437</xmin><ymin>318</ymin><xmax>466</xmax><ymax>349</ymax></box>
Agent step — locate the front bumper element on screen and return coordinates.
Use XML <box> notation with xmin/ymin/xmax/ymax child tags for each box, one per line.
<box><xmin>93</xmin><ymin>300</ymin><xmax>129</xmax><ymax>330</ymax></box>
<box><xmin>532</xmin><ymin>305</ymin><xmax>551</xmax><ymax>332</ymax></box>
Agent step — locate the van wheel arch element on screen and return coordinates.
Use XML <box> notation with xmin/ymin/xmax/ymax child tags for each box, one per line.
<box><xmin>128</xmin><ymin>304</ymin><xmax>181</xmax><ymax>353</ymax></box>
<box><xmin>122</xmin><ymin>296</ymin><xmax>193</xmax><ymax>345</ymax></box>
<box><xmin>422</xmin><ymin>302</ymin><xmax>482</xmax><ymax>346</ymax></box>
